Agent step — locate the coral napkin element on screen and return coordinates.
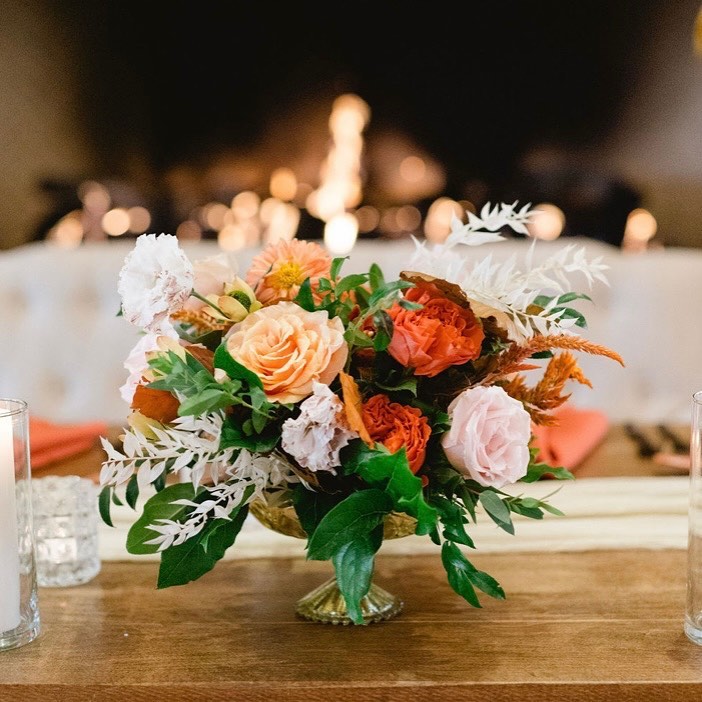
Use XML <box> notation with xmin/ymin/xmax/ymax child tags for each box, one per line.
<box><xmin>29</xmin><ymin>417</ymin><xmax>108</xmax><ymax>470</ymax></box>
<box><xmin>530</xmin><ymin>405</ymin><xmax>609</xmax><ymax>472</ymax></box>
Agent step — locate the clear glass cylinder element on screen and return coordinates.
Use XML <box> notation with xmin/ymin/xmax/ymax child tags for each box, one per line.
<box><xmin>686</xmin><ymin>391</ymin><xmax>702</xmax><ymax>644</ymax></box>
<box><xmin>0</xmin><ymin>399</ymin><xmax>40</xmax><ymax>651</ymax></box>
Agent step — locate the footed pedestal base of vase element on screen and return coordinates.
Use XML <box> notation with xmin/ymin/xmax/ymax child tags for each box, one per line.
<box><xmin>295</xmin><ymin>576</ymin><xmax>403</xmax><ymax>625</ymax></box>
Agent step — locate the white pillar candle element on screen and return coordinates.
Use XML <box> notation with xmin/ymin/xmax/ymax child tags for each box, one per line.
<box><xmin>0</xmin><ymin>415</ymin><xmax>21</xmax><ymax>632</ymax></box>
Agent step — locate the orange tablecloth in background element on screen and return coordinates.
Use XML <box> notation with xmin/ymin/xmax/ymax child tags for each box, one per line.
<box><xmin>29</xmin><ymin>417</ymin><xmax>108</xmax><ymax>470</ymax></box>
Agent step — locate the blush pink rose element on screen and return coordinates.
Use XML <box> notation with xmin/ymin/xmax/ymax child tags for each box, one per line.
<box><xmin>441</xmin><ymin>386</ymin><xmax>531</xmax><ymax>488</ymax></box>
<box><xmin>225</xmin><ymin>302</ymin><xmax>347</xmax><ymax>404</ymax></box>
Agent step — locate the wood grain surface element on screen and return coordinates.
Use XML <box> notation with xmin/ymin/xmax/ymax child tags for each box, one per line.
<box><xmin>1</xmin><ymin>424</ymin><xmax>698</xmax><ymax>700</ymax></box>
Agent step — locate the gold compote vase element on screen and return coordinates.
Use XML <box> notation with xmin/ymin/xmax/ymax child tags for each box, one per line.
<box><xmin>249</xmin><ymin>499</ymin><xmax>417</xmax><ymax>625</ymax></box>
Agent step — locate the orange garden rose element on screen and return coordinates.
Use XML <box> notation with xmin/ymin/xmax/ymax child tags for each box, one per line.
<box><xmin>362</xmin><ymin>394</ymin><xmax>431</xmax><ymax>474</ymax></box>
<box><xmin>225</xmin><ymin>302</ymin><xmax>347</xmax><ymax>403</ymax></box>
<box><xmin>246</xmin><ymin>239</ymin><xmax>332</xmax><ymax>305</ymax></box>
<box><xmin>387</xmin><ymin>281</ymin><xmax>484</xmax><ymax>377</ymax></box>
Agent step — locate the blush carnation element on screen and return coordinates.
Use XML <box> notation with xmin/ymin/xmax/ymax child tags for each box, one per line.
<box><xmin>441</xmin><ymin>386</ymin><xmax>531</xmax><ymax>488</ymax></box>
<box><xmin>281</xmin><ymin>382</ymin><xmax>357</xmax><ymax>473</ymax></box>
<box><xmin>225</xmin><ymin>302</ymin><xmax>347</xmax><ymax>404</ymax></box>
<box><xmin>118</xmin><ymin>233</ymin><xmax>194</xmax><ymax>333</ymax></box>
<box><xmin>387</xmin><ymin>281</ymin><xmax>484</xmax><ymax>377</ymax></box>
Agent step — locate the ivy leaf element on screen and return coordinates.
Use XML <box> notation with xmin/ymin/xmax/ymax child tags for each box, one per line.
<box><xmin>332</xmin><ymin>525</ymin><xmax>383</xmax><ymax>625</ymax></box>
<box><xmin>307</xmin><ymin>489</ymin><xmax>393</xmax><ymax>561</ymax></box>
<box><xmin>157</xmin><ymin>505</ymin><xmax>248</xmax><ymax>588</ymax></box>
<box><xmin>479</xmin><ymin>491</ymin><xmax>514</xmax><ymax>535</ymax></box>
<box><xmin>126</xmin><ymin>483</ymin><xmax>200</xmax><ymax>555</ymax></box>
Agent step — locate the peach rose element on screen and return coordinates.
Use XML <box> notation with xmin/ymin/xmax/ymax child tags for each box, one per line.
<box><xmin>362</xmin><ymin>394</ymin><xmax>431</xmax><ymax>474</ymax></box>
<box><xmin>441</xmin><ymin>386</ymin><xmax>531</xmax><ymax>488</ymax></box>
<box><xmin>246</xmin><ymin>239</ymin><xmax>331</xmax><ymax>305</ymax></box>
<box><xmin>387</xmin><ymin>282</ymin><xmax>484</xmax><ymax>377</ymax></box>
<box><xmin>225</xmin><ymin>302</ymin><xmax>347</xmax><ymax>403</ymax></box>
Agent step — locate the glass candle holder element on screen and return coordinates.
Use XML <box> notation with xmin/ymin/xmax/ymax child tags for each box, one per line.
<box><xmin>33</xmin><ymin>475</ymin><xmax>101</xmax><ymax>587</ymax></box>
<box><xmin>0</xmin><ymin>399</ymin><xmax>40</xmax><ymax>651</ymax></box>
<box><xmin>686</xmin><ymin>391</ymin><xmax>702</xmax><ymax>644</ymax></box>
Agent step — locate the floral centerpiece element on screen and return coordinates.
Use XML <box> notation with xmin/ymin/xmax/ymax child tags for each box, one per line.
<box><xmin>100</xmin><ymin>203</ymin><xmax>622</xmax><ymax>625</ymax></box>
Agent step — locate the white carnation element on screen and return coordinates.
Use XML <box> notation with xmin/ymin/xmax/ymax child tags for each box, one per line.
<box><xmin>118</xmin><ymin>233</ymin><xmax>194</xmax><ymax>333</ymax></box>
<box><xmin>281</xmin><ymin>382</ymin><xmax>357</xmax><ymax>474</ymax></box>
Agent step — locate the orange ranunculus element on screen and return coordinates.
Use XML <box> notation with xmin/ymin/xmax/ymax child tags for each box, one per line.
<box><xmin>362</xmin><ymin>394</ymin><xmax>431</xmax><ymax>474</ymax></box>
<box><xmin>246</xmin><ymin>239</ymin><xmax>332</xmax><ymax>305</ymax></box>
<box><xmin>387</xmin><ymin>281</ymin><xmax>484</xmax><ymax>377</ymax></box>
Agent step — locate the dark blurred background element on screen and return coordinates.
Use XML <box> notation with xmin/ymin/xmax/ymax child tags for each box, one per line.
<box><xmin>1</xmin><ymin>0</ymin><xmax>701</xmax><ymax>250</ymax></box>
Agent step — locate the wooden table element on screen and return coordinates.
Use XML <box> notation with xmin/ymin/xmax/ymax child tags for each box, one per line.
<box><xmin>2</xmin><ymin>424</ymin><xmax>700</xmax><ymax>701</ymax></box>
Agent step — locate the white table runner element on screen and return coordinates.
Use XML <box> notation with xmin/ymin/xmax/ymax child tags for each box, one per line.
<box><xmin>98</xmin><ymin>475</ymin><xmax>691</xmax><ymax>561</ymax></box>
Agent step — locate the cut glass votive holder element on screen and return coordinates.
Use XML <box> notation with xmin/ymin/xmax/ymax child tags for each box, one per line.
<box><xmin>33</xmin><ymin>475</ymin><xmax>101</xmax><ymax>587</ymax></box>
<box><xmin>0</xmin><ymin>399</ymin><xmax>40</xmax><ymax>651</ymax></box>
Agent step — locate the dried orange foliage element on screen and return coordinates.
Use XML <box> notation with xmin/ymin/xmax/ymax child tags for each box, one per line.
<box><xmin>339</xmin><ymin>371</ymin><xmax>374</xmax><ymax>447</ymax></box>
<box><xmin>481</xmin><ymin>333</ymin><xmax>623</xmax><ymax>386</ymax></box>
<box><xmin>170</xmin><ymin>309</ymin><xmax>230</xmax><ymax>334</ymax></box>
<box><xmin>501</xmin><ymin>351</ymin><xmax>592</xmax><ymax>425</ymax></box>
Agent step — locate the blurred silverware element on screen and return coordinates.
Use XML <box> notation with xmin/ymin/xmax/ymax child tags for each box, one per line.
<box><xmin>623</xmin><ymin>423</ymin><xmax>659</xmax><ymax>458</ymax></box>
<box><xmin>656</xmin><ymin>424</ymin><xmax>690</xmax><ymax>454</ymax></box>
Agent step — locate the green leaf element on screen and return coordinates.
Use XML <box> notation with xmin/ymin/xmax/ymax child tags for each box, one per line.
<box><xmin>307</xmin><ymin>489</ymin><xmax>393</xmax><ymax>561</ymax></box>
<box><xmin>157</xmin><ymin>505</ymin><xmax>248</xmax><ymax>588</ymax></box>
<box><xmin>292</xmin><ymin>486</ymin><xmax>342</xmax><ymax>540</ymax></box>
<box><xmin>368</xmin><ymin>280</ymin><xmax>414</xmax><ymax>307</ymax></box>
<box><xmin>398</xmin><ymin>299</ymin><xmax>423</xmax><ymax>311</ymax></box>
<box><xmin>375</xmin><ymin>377</ymin><xmax>418</xmax><ymax>396</ymax></box>
<box><xmin>540</xmin><ymin>502</ymin><xmax>565</xmax><ymax>517</ymax></box>
<box><xmin>530</xmin><ymin>350</ymin><xmax>553</xmax><ymax>359</ymax></box>
<box><xmin>373</xmin><ymin>310</ymin><xmax>394</xmax><ymax>352</ymax></box>
<box><xmin>213</xmin><ymin>345</ymin><xmax>263</xmax><ymax>388</ymax></box>
<box><xmin>368</xmin><ymin>263</ymin><xmax>385</xmax><ymax>292</ymax></box>
<box><xmin>111</xmin><ymin>489</ymin><xmax>123</xmax><ymax>506</ymax></box>
<box><xmin>556</xmin><ymin>291</ymin><xmax>592</xmax><ymax>305</ymax></box>
<box><xmin>98</xmin><ymin>486</ymin><xmax>114</xmax><ymax>528</ymax></box>
<box><xmin>430</xmin><ymin>495</ymin><xmax>475</xmax><ymax>548</ymax></box>
<box><xmin>522</xmin><ymin>462</ymin><xmax>574</xmax><ymax>483</ymax></box>
<box><xmin>125</xmin><ymin>475</ymin><xmax>140</xmax><ymax>510</ymax></box>
<box><xmin>332</xmin><ymin>525</ymin><xmax>383</xmax><ymax>625</ymax></box>
<box><xmin>442</xmin><ymin>542</ymin><xmax>505</xmax><ymax>606</ymax></box>
<box><xmin>441</xmin><ymin>542</ymin><xmax>480</xmax><ymax>607</ymax></box>
<box><xmin>294</xmin><ymin>277</ymin><xmax>315</xmax><ymax>312</ymax></box>
<box><xmin>126</xmin><ymin>483</ymin><xmax>200</xmax><ymax>555</ymax></box>
<box><xmin>479</xmin><ymin>491</ymin><xmax>514</xmax><ymax>535</ymax></box>
<box><xmin>177</xmin><ymin>387</ymin><xmax>230</xmax><ymax>416</ymax></box>
<box><xmin>336</xmin><ymin>273</ymin><xmax>369</xmax><ymax>296</ymax></box>
<box><xmin>331</xmin><ymin>256</ymin><xmax>348</xmax><ymax>280</ymax></box>
<box><xmin>220</xmin><ymin>421</ymin><xmax>279</xmax><ymax>453</ymax></box>
<box><xmin>342</xmin><ymin>443</ymin><xmax>437</xmax><ymax>536</ymax></box>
